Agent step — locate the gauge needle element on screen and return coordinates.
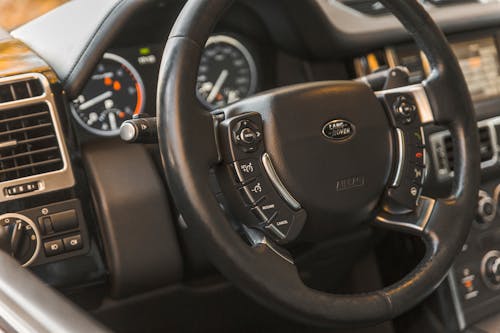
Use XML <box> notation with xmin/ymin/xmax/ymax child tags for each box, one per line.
<box><xmin>108</xmin><ymin>112</ymin><xmax>118</xmax><ymax>131</ymax></box>
<box><xmin>79</xmin><ymin>91</ymin><xmax>113</xmax><ymax>110</ymax></box>
<box><xmin>207</xmin><ymin>69</ymin><xmax>229</xmax><ymax>104</ymax></box>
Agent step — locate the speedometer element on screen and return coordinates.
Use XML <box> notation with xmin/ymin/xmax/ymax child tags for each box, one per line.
<box><xmin>196</xmin><ymin>35</ymin><xmax>257</xmax><ymax>109</ymax></box>
<box><xmin>71</xmin><ymin>53</ymin><xmax>145</xmax><ymax>136</ymax></box>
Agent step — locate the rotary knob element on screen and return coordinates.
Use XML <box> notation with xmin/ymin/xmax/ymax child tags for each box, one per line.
<box><xmin>477</xmin><ymin>190</ymin><xmax>496</xmax><ymax>225</ymax></box>
<box><xmin>0</xmin><ymin>214</ymin><xmax>41</xmax><ymax>267</ymax></box>
<box><xmin>482</xmin><ymin>251</ymin><xmax>500</xmax><ymax>290</ymax></box>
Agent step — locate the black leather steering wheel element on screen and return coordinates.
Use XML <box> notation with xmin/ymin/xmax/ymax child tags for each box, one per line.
<box><xmin>157</xmin><ymin>0</ymin><xmax>480</xmax><ymax>326</ymax></box>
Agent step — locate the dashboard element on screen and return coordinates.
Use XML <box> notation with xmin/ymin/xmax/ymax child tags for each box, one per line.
<box><xmin>6</xmin><ymin>0</ymin><xmax>500</xmax><ymax>331</ymax></box>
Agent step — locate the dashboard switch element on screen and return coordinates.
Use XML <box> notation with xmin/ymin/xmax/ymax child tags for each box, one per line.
<box><xmin>63</xmin><ymin>234</ymin><xmax>83</xmax><ymax>252</ymax></box>
<box><xmin>50</xmin><ymin>210</ymin><xmax>79</xmax><ymax>232</ymax></box>
<box><xmin>44</xmin><ymin>239</ymin><xmax>64</xmax><ymax>257</ymax></box>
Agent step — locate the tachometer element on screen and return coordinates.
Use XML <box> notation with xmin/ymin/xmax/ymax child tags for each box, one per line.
<box><xmin>71</xmin><ymin>53</ymin><xmax>145</xmax><ymax>136</ymax></box>
<box><xmin>196</xmin><ymin>35</ymin><xmax>257</xmax><ymax>109</ymax></box>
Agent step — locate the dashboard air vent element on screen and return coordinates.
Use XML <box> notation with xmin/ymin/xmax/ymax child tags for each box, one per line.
<box><xmin>430</xmin><ymin>118</ymin><xmax>499</xmax><ymax>179</ymax></box>
<box><xmin>0</xmin><ymin>103</ymin><xmax>63</xmax><ymax>182</ymax></box>
<box><xmin>0</xmin><ymin>73</ymin><xmax>74</xmax><ymax>202</ymax></box>
<box><xmin>0</xmin><ymin>78</ymin><xmax>43</xmax><ymax>103</ymax></box>
<box><xmin>442</xmin><ymin>126</ymin><xmax>493</xmax><ymax>172</ymax></box>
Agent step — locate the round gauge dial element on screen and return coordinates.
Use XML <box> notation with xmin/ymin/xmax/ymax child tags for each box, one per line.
<box><xmin>71</xmin><ymin>53</ymin><xmax>145</xmax><ymax>136</ymax></box>
<box><xmin>196</xmin><ymin>35</ymin><xmax>257</xmax><ymax>109</ymax></box>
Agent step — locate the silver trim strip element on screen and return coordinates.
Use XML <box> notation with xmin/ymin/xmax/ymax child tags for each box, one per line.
<box><xmin>447</xmin><ymin>270</ymin><xmax>467</xmax><ymax>331</ymax></box>
<box><xmin>0</xmin><ymin>73</ymin><xmax>75</xmax><ymax>203</ymax></box>
<box><xmin>243</xmin><ymin>226</ymin><xmax>294</xmax><ymax>265</ymax></box>
<box><xmin>0</xmin><ymin>213</ymin><xmax>41</xmax><ymax>267</ymax></box>
<box><xmin>375</xmin><ymin>84</ymin><xmax>434</xmax><ymax>125</ymax></box>
<box><xmin>261</xmin><ymin>153</ymin><xmax>301</xmax><ymax>211</ymax></box>
<box><xmin>392</xmin><ymin>128</ymin><xmax>406</xmax><ymax>187</ymax></box>
<box><xmin>376</xmin><ymin>196</ymin><xmax>436</xmax><ymax>233</ymax></box>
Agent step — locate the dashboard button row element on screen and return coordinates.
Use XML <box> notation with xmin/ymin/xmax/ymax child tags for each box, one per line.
<box><xmin>44</xmin><ymin>234</ymin><xmax>82</xmax><ymax>257</ymax></box>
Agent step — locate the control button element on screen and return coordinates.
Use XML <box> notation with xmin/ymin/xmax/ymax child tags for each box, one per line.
<box><xmin>44</xmin><ymin>239</ymin><xmax>64</xmax><ymax>257</ymax></box>
<box><xmin>232</xmin><ymin>118</ymin><xmax>263</xmax><ymax>152</ymax></box>
<box><xmin>485</xmin><ymin>255</ymin><xmax>500</xmax><ymax>287</ymax></box>
<box><xmin>460</xmin><ymin>268</ymin><xmax>479</xmax><ymax>301</ymax></box>
<box><xmin>233</xmin><ymin>159</ymin><xmax>261</xmax><ymax>183</ymax></box>
<box><xmin>63</xmin><ymin>234</ymin><xmax>83</xmax><ymax>252</ymax></box>
<box><xmin>266</xmin><ymin>217</ymin><xmax>292</xmax><ymax>240</ymax></box>
<box><xmin>251</xmin><ymin>207</ymin><xmax>269</xmax><ymax>223</ymax></box>
<box><xmin>408</xmin><ymin>127</ymin><xmax>425</xmax><ymax>146</ymax></box>
<box><xmin>37</xmin><ymin>216</ymin><xmax>54</xmax><ymax>235</ymax></box>
<box><xmin>477</xmin><ymin>191</ymin><xmax>496</xmax><ymax>225</ymax></box>
<box><xmin>251</xmin><ymin>196</ymin><xmax>280</xmax><ymax>223</ymax></box>
<box><xmin>409</xmin><ymin>184</ymin><xmax>421</xmax><ymax>198</ymax></box>
<box><xmin>239</xmin><ymin>128</ymin><xmax>259</xmax><ymax>144</ymax></box>
<box><xmin>407</xmin><ymin>144</ymin><xmax>425</xmax><ymax>164</ymax></box>
<box><xmin>258</xmin><ymin>198</ymin><xmax>279</xmax><ymax>218</ymax></box>
<box><xmin>387</xmin><ymin>182</ymin><xmax>421</xmax><ymax>210</ymax></box>
<box><xmin>393</xmin><ymin>95</ymin><xmax>417</xmax><ymax>123</ymax></box>
<box><xmin>409</xmin><ymin>164</ymin><xmax>425</xmax><ymax>186</ymax></box>
<box><xmin>50</xmin><ymin>210</ymin><xmax>78</xmax><ymax>232</ymax></box>
<box><xmin>240</xmin><ymin>179</ymin><xmax>270</xmax><ymax>204</ymax></box>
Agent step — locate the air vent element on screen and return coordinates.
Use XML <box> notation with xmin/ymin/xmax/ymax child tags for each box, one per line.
<box><xmin>0</xmin><ymin>78</ymin><xmax>43</xmax><ymax>103</ymax></box>
<box><xmin>339</xmin><ymin>0</ymin><xmax>390</xmax><ymax>16</ymax></box>
<box><xmin>430</xmin><ymin>117</ymin><xmax>499</xmax><ymax>179</ymax></box>
<box><xmin>0</xmin><ymin>73</ymin><xmax>74</xmax><ymax>202</ymax></box>
<box><xmin>0</xmin><ymin>103</ymin><xmax>63</xmax><ymax>182</ymax></box>
<box><xmin>442</xmin><ymin>126</ymin><xmax>493</xmax><ymax>172</ymax></box>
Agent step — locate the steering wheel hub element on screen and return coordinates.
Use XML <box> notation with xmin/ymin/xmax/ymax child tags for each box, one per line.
<box><xmin>253</xmin><ymin>82</ymin><xmax>394</xmax><ymax>236</ymax></box>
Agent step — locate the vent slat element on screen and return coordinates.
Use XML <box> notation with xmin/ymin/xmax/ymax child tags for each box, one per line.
<box><xmin>0</xmin><ymin>77</ymin><xmax>63</xmax><ymax>183</ymax></box>
<box><xmin>0</xmin><ymin>147</ymin><xmax>59</xmax><ymax>162</ymax></box>
<box><xmin>17</xmin><ymin>134</ymin><xmax>57</xmax><ymax>145</ymax></box>
<box><xmin>0</xmin><ymin>111</ymin><xmax>49</xmax><ymax>125</ymax></box>
<box><xmin>0</xmin><ymin>123</ymin><xmax>52</xmax><ymax>138</ymax></box>
<box><xmin>0</xmin><ymin>158</ymin><xmax>62</xmax><ymax>175</ymax></box>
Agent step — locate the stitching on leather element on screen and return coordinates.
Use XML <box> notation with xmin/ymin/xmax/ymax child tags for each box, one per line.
<box><xmin>63</xmin><ymin>0</ymin><xmax>129</xmax><ymax>85</ymax></box>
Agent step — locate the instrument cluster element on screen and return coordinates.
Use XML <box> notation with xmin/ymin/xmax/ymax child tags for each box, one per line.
<box><xmin>71</xmin><ymin>34</ymin><xmax>260</xmax><ymax>137</ymax></box>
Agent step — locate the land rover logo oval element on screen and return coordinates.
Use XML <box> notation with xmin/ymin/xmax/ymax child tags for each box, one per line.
<box><xmin>322</xmin><ymin>120</ymin><xmax>356</xmax><ymax>141</ymax></box>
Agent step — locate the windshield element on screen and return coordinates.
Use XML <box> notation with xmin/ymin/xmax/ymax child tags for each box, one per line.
<box><xmin>0</xmin><ymin>0</ymin><xmax>68</xmax><ymax>30</ymax></box>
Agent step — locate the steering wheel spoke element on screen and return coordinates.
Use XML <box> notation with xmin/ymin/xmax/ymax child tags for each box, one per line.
<box><xmin>375</xmin><ymin>196</ymin><xmax>436</xmax><ymax>237</ymax></box>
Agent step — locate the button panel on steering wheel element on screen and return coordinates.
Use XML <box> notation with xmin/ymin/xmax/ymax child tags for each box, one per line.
<box><xmin>381</xmin><ymin>92</ymin><xmax>427</xmax><ymax>211</ymax></box>
<box><xmin>217</xmin><ymin>112</ymin><xmax>306</xmax><ymax>244</ymax></box>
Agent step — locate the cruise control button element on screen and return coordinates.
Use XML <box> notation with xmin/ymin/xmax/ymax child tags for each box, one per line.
<box><xmin>234</xmin><ymin>159</ymin><xmax>261</xmax><ymax>183</ymax></box>
<box><xmin>251</xmin><ymin>207</ymin><xmax>269</xmax><ymax>223</ymax></box>
<box><xmin>63</xmin><ymin>234</ymin><xmax>83</xmax><ymax>252</ymax></box>
<box><xmin>44</xmin><ymin>239</ymin><xmax>64</xmax><ymax>257</ymax></box>
<box><xmin>240</xmin><ymin>179</ymin><xmax>270</xmax><ymax>204</ymax></box>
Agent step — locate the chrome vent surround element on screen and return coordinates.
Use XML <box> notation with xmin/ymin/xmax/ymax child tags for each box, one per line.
<box><xmin>429</xmin><ymin>117</ymin><xmax>499</xmax><ymax>179</ymax></box>
<box><xmin>0</xmin><ymin>73</ymin><xmax>74</xmax><ymax>202</ymax></box>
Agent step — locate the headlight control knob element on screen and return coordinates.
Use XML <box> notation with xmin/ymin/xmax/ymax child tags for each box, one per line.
<box><xmin>0</xmin><ymin>213</ymin><xmax>41</xmax><ymax>267</ymax></box>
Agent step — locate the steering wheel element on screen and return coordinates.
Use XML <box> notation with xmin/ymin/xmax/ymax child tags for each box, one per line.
<box><xmin>157</xmin><ymin>0</ymin><xmax>480</xmax><ymax>326</ymax></box>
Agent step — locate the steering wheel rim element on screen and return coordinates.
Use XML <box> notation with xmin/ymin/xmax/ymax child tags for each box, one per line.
<box><xmin>157</xmin><ymin>0</ymin><xmax>480</xmax><ymax>326</ymax></box>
